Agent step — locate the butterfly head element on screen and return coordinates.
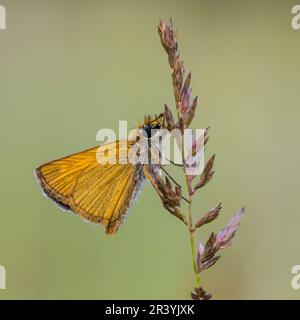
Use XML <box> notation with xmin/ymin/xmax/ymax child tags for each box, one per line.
<box><xmin>141</xmin><ymin>113</ymin><xmax>165</xmax><ymax>138</ymax></box>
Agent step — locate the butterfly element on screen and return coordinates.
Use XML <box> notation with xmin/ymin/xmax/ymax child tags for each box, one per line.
<box><xmin>35</xmin><ymin>114</ymin><xmax>166</xmax><ymax>234</ymax></box>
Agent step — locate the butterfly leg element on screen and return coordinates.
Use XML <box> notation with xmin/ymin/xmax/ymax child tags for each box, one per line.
<box><xmin>159</xmin><ymin>165</ymin><xmax>190</xmax><ymax>204</ymax></box>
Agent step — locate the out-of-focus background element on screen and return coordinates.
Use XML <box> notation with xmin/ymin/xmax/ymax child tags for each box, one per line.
<box><xmin>0</xmin><ymin>0</ymin><xmax>299</xmax><ymax>299</ymax></box>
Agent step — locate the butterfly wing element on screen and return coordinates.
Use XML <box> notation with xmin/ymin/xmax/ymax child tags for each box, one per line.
<box><xmin>35</xmin><ymin>141</ymin><xmax>144</xmax><ymax>234</ymax></box>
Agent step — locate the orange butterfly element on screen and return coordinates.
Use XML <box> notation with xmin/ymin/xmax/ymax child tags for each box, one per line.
<box><xmin>35</xmin><ymin>115</ymin><xmax>165</xmax><ymax>234</ymax></box>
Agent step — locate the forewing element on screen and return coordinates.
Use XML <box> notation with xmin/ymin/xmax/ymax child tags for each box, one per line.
<box><xmin>35</xmin><ymin>141</ymin><xmax>143</xmax><ymax>234</ymax></box>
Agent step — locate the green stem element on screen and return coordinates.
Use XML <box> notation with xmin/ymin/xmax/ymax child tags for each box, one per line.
<box><xmin>190</xmin><ymin>230</ymin><xmax>200</xmax><ymax>287</ymax></box>
<box><xmin>188</xmin><ymin>195</ymin><xmax>200</xmax><ymax>288</ymax></box>
<box><xmin>176</xmin><ymin>112</ymin><xmax>200</xmax><ymax>289</ymax></box>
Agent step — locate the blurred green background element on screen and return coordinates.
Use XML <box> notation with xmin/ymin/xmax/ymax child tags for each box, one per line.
<box><xmin>0</xmin><ymin>0</ymin><xmax>299</xmax><ymax>299</ymax></box>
